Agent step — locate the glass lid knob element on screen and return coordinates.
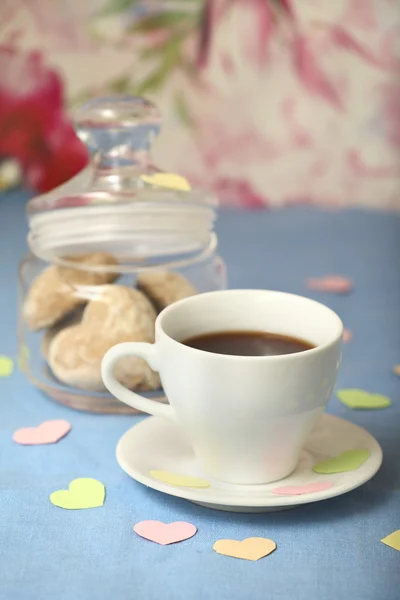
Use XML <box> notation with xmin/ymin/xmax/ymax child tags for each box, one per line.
<box><xmin>74</xmin><ymin>96</ymin><xmax>162</xmax><ymax>188</ymax></box>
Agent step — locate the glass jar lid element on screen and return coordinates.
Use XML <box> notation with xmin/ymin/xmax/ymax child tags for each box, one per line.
<box><xmin>27</xmin><ymin>96</ymin><xmax>218</xmax><ymax>267</ymax></box>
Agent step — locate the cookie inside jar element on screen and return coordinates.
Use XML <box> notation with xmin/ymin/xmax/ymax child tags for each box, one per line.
<box><xmin>19</xmin><ymin>95</ymin><xmax>226</xmax><ymax>413</ymax></box>
<box><xmin>19</xmin><ymin>237</ymin><xmax>226</xmax><ymax>413</ymax></box>
<box><xmin>24</xmin><ymin>251</ymin><xmax>200</xmax><ymax>394</ymax></box>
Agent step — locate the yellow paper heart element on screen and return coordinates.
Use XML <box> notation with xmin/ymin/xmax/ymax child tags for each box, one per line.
<box><xmin>213</xmin><ymin>537</ymin><xmax>277</xmax><ymax>561</ymax></box>
<box><xmin>141</xmin><ymin>173</ymin><xmax>191</xmax><ymax>191</ymax></box>
<box><xmin>0</xmin><ymin>355</ymin><xmax>13</xmax><ymax>377</ymax></box>
<box><xmin>50</xmin><ymin>478</ymin><xmax>105</xmax><ymax>510</ymax></box>
<box><xmin>381</xmin><ymin>530</ymin><xmax>400</xmax><ymax>552</ymax></box>
<box><xmin>150</xmin><ymin>470</ymin><xmax>210</xmax><ymax>488</ymax></box>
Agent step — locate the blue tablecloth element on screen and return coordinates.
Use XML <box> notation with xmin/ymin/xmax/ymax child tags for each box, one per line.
<box><xmin>1</xmin><ymin>190</ymin><xmax>399</xmax><ymax>600</ymax></box>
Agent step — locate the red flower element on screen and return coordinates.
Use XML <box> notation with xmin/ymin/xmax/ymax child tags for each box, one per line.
<box><xmin>0</xmin><ymin>45</ymin><xmax>88</xmax><ymax>192</ymax></box>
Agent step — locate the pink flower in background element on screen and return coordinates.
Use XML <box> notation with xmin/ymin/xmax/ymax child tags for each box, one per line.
<box><xmin>381</xmin><ymin>83</ymin><xmax>400</xmax><ymax>147</ymax></box>
<box><xmin>344</xmin><ymin>0</ymin><xmax>377</xmax><ymax>30</ymax></box>
<box><xmin>213</xmin><ymin>177</ymin><xmax>267</xmax><ymax>208</ymax></box>
<box><xmin>197</xmin><ymin>0</ymin><xmax>291</xmax><ymax>70</ymax></box>
<box><xmin>1</xmin><ymin>0</ymin><xmax>397</xmax><ymax>209</ymax></box>
<box><xmin>237</xmin><ymin>0</ymin><xmax>275</xmax><ymax>69</ymax></box>
<box><xmin>0</xmin><ymin>0</ymin><xmax>95</xmax><ymax>52</ymax></box>
<box><xmin>0</xmin><ymin>45</ymin><xmax>88</xmax><ymax>192</ymax></box>
<box><xmin>197</xmin><ymin>0</ymin><xmax>230</xmax><ymax>68</ymax></box>
<box><xmin>292</xmin><ymin>35</ymin><xmax>344</xmax><ymax>110</ymax></box>
<box><xmin>347</xmin><ymin>150</ymin><xmax>400</xmax><ymax>178</ymax></box>
<box><xmin>380</xmin><ymin>24</ymin><xmax>400</xmax><ymax>70</ymax></box>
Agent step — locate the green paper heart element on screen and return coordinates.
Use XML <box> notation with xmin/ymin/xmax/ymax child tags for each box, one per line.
<box><xmin>313</xmin><ymin>449</ymin><xmax>370</xmax><ymax>474</ymax></box>
<box><xmin>337</xmin><ymin>389</ymin><xmax>391</xmax><ymax>410</ymax></box>
<box><xmin>50</xmin><ymin>478</ymin><xmax>105</xmax><ymax>510</ymax></box>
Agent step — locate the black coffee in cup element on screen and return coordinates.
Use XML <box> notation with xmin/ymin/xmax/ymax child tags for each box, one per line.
<box><xmin>183</xmin><ymin>331</ymin><xmax>314</xmax><ymax>357</ymax></box>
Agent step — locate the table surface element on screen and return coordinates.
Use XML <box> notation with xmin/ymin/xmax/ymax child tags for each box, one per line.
<box><xmin>1</xmin><ymin>190</ymin><xmax>399</xmax><ymax>600</ymax></box>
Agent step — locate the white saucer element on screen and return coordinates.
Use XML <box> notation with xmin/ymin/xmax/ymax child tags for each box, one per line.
<box><xmin>116</xmin><ymin>414</ymin><xmax>382</xmax><ymax>512</ymax></box>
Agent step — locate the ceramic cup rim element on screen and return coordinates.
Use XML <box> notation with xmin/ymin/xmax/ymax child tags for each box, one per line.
<box><xmin>156</xmin><ymin>289</ymin><xmax>343</xmax><ymax>362</ymax></box>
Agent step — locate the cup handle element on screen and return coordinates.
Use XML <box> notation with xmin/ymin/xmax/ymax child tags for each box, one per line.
<box><xmin>101</xmin><ymin>342</ymin><xmax>176</xmax><ymax>421</ymax></box>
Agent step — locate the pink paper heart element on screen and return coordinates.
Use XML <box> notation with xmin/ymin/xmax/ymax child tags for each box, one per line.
<box><xmin>306</xmin><ymin>275</ymin><xmax>352</xmax><ymax>294</ymax></box>
<box><xmin>272</xmin><ymin>481</ymin><xmax>333</xmax><ymax>496</ymax></box>
<box><xmin>133</xmin><ymin>521</ymin><xmax>197</xmax><ymax>546</ymax></box>
<box><xmin>13</xmin><ymin>420</ymin><xmax>71</xmax><ymax>445</ymax></box>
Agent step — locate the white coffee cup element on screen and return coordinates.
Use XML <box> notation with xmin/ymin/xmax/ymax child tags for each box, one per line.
<box><xmin>101</xmin><ymin>290</ymin><xmax>343</xmax><ymax>484</ymax></box>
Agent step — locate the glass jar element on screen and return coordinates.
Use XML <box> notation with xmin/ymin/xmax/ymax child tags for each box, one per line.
<box><xmin>18</xmin><ymin>97</ymin><xmax>227</xmax><ymax>413</ymax></box>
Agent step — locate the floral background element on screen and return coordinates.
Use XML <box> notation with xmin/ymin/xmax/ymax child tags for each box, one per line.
<box><xmin>1</xmin><ymin>0</ymin><xmax>399</xmax><ymax>209</ymax></box>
